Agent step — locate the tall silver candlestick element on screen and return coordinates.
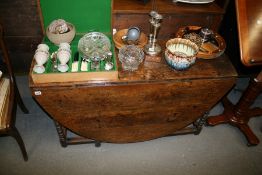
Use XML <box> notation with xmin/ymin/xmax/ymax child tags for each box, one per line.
<box><xmin>144</xmin><ymin>11</ymin><xmax>163</xmax><ymax>56</ymax></box>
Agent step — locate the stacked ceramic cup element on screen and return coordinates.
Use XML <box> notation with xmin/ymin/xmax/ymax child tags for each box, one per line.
<box><xmin>57</xmin><ymin>42</ymin><xmax>71</xmax><ymax>72</ymax></box>
<box><xmin>33</xmin><ymin>44</ymin><xmax>50</xmax><ymax>74</ymax></box>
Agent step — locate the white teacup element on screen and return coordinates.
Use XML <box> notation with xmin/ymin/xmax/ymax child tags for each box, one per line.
<box><xmin>37</xmin><ymin>43</ymin><xmax>49</xmax><ymax>52</ymax></box>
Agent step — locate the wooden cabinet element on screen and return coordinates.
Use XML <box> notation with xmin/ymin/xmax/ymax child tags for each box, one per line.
<box><xmin>112</xmin><ymin>0</ymin><xmax>229</xmax><ymax>40</ymax></box>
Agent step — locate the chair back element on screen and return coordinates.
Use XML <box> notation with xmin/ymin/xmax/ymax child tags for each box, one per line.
<box><xmin>0</xmin><ymin>24</ymin><xmax>16</xmax><ymax>86</ymax></box>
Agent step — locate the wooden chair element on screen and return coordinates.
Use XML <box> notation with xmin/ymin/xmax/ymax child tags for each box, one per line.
<box><xmin>0</xmin><ymin>24</ymin><xmax>29</xmax><ymax>161</ymax></box>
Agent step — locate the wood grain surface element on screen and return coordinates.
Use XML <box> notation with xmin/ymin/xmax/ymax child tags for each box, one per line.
<box><xmin>30</xmin><ymin>54</ymin><xmax>237</xmax><ymax>143</ymax></box>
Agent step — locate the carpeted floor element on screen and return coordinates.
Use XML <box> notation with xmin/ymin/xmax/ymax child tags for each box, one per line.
<box><xmin>0</xmin><ymin>76</ymin><xmax>261</xmax><ymax>175</ymax></box>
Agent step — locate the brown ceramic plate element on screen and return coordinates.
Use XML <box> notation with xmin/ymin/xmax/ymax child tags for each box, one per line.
<box><xmin>176</xmin><ymin>26</ymin><xmax>226</xmax><ymax>59</ymax></box>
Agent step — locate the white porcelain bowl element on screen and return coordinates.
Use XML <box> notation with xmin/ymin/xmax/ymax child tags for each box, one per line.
<box><xmin>46</xmin><ymin>22</ymin><xmax>76</xmax><ymax>45</ymax></box>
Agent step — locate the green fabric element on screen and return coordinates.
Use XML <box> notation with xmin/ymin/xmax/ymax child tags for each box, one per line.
<box><xmin>39</xmin><ymin>0</ymin><xmax>112</xmax><ymax>34</ymax></box>
<box><xmin>42</xmin><ymin>35</ymin><xmax>117</xmax><ymax>73</ymax></box>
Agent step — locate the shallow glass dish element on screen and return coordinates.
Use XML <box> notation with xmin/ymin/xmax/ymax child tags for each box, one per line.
<box><xmin>78</xmin><ymin>32</ymin><xmax>111</xmax><ymax>61</ymax></box>
<box><xmin>118</xmin><ymin>45</ymin><xmax>144</xmax><ymax>71</ymax></box>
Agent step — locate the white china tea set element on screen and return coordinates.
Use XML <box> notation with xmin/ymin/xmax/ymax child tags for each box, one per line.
<box><xmin>33</xmin><ymin>42</ymin><xmax>71</xmax><ymax>73</ymax></box>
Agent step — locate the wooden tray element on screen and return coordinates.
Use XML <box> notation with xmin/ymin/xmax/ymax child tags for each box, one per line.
<box><xmin>31</xmin><ymin>0</ymin><xmax>118</xmax><ymax>84</ymax></box>
<box><xmin>31</xmin><ymin>36</ymin><xmax>118</xmax><ymax>84</ymax></box>
<box><xmin>176</xmin><ymin>26</ymin><xmax>226</xmax><ymax>59</ymax></box>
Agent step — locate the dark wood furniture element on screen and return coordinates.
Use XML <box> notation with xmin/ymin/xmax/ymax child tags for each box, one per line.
<box><xmin>29</xmin><ymin>0</ymin><xmax>236</xmax><ymax>146</ymax></box>
<box><xmin>207</xmin><ymin>0</ymin><xmax>262</xmax><ymax>146</ymax></box>
<box><xmin>29</xmin><ymin>52</ymin><xmax>236</xmax><ymax>145</ymax></box>
<box><xmin>0</xmin><ymin>24</ymin><xmax>29</xmax><ymax>161</ymax></box>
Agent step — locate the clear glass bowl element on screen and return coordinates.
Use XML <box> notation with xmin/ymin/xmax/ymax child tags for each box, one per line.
<box><xmin>78</xmin><ymin>32</ymin><xmax>111</xmax><ymax>61</ymax></box>
<box><xmin>118</xmin><ymin>45</ymin><xmax>144</xmax><ymax>71</ymax></box>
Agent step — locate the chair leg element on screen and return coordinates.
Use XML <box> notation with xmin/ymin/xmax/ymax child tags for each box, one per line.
<box><xmin>9</xmin><ymin>127</ymin><xmax>28</xmax><ymax>161</ymax></box>
<box><xmin>15</xmin><ymin>85</ymin><xmax>29</xmax><ymax>114</ymax></box>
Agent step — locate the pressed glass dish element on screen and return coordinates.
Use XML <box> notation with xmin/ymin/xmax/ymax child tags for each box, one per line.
<box><xmin>118</xmin><ymin>45</ymin><xmax>144</xmax><ymax>71</ymax></box>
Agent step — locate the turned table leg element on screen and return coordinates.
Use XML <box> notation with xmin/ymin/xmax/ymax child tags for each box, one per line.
<box><xmin>53</xmin><ymin>120</ymin><xmax>102</xmax><ymax>147</ymax></box>
<box><xmin>207</xmin><ymin>71</ymin><xmax>262</xmax><ymax>146</ymax></box>
<box><xmin>54</xmin><ymin>121</ymin><xmax>68</xmax><ymax>147</ymax></box>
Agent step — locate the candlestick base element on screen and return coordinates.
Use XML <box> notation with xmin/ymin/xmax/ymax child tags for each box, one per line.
<box><xmin>144</xmin><ymin>43</ymin><xmax>161</xmax><ymax>56</ymax></box>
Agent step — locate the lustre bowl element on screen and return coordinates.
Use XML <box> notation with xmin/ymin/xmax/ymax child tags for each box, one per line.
<box><xmin>165</xmin><ymin>38</ymin><xmax>199</xmax><ymax>70</ymax></box>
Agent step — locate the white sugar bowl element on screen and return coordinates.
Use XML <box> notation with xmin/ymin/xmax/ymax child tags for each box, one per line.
<box><xmin>46</xmin><ymin>22</ymin><xmax>76</xmax><ymax>45</ymax></box>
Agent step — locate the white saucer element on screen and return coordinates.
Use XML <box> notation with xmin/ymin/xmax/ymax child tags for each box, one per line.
<box><xmin>58</xmin><ymin>64</ymin><xmax>69</xmax><ymax>72</ymax></box>
<box><xmin>33</xmin><ymin>65</ymin><xmax>45</xmax><ymax>74</ymax></box>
